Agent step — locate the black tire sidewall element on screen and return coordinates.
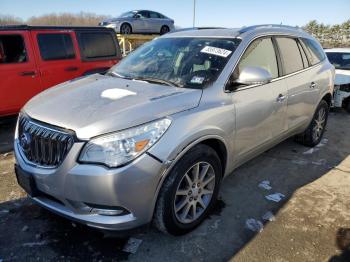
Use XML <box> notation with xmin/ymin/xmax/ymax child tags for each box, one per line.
<box><xmin>161</xmin><ymin>144</ymin><xmax>222</xmax><ymax>235</ymax></box>
<box><xmin>160</xmin><ymin>26</ymin><xmax>169</xmax><ymax>35</ymax></box>
<box><xmin>121</xmin><ymin>23</ymin><xmax>131</xmax><ymax>34</ymax></box>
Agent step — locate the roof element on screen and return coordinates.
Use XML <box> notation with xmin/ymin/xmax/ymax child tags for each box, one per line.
<box><xmin>0</xmin><ymin>25</ymin><xmax>115</xmax><ymax>32</ymax></box>
<box><xmin>163</xmin><ymin>24</ymin><xmax>311</xmax><ymax>39</ymax></box>
<box><xmin>324</xmin><ymin>48</ymin><xmax>350</xmax><ymax>53</ymax></box>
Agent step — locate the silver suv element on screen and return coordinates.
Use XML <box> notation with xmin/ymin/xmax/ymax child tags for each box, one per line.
<box><xmin>14</xmin><ymin>25</ymin><xmax>334</xmax><ymax>235</ymax></box>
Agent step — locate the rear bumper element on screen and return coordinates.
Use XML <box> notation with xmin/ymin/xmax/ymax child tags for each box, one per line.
<box><xmin>14</xmin><ymin>139</ymin><xmax>165</xmax><ymax>231</ymax></box>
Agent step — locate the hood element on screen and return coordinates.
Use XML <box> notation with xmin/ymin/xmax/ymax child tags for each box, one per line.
<box><xmin>335</xmin><ymin>69</ymin><xmax>350</xmax><ymax>85</ymax></box>
<box><xmin>24</xmin><ymin>74</ymin><xmax>202</xmax><ymax>139</ymax></box>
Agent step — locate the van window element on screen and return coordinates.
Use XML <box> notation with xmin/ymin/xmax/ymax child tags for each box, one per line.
<box><xmin>237</xmin><ymin>37</ymin><xmax>278</xmax><ymax>79</ymax></box>
<box><xmin>78</xmin><ymin>32</ymin><xmax>117</xmax><ymax>60</ymax></box>
<box><xmin>37</xmin><ymin>33</ymin><xmax>75</xmax><ymax>61</ymax></box>
<box><xmin>300</xmin><ymin>38</ymin><xmax>325</xmax><ymax>65</ymax></box>
<box><xmin>0</xmin><ymin>35</ymin><xmax>27</xmax><ymax>64</ymax></box>
<box><xmin>276</xmin><ymin>37</ymin><xmax>304</xmax><ymax>75</ymax></box>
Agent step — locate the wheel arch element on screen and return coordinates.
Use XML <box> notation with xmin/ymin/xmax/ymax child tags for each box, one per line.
<box><xmin>321</xmin><ymin>92</ymin><xmax>332</xmax><ymax>108</ymax></box>
<box><xmin>120</xmin><ymin>22</ymin><xmax>132</xmax><ymax>33</ymax></box>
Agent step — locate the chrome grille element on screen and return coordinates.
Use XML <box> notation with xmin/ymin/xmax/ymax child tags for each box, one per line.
<box><xmin>18</xmin><ymin>116</ymin><xmax>74</xmax><ymax>168</ymax></box>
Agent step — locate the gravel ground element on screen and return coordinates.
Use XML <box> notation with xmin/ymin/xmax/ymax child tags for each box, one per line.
<box><xmin>0</xmin><ymin>110</ymin><xmax>349</xmax><ymax>261</ymax></box>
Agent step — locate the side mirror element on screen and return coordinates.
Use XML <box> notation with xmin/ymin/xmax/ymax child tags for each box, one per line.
<box><xmin>236</xmin><ymin>66</ymin><xmax>272</xmax><ymax>86</ymax></box>
<box><xmin>134</xmin><ymin>14</ymin><xmax>142</xmax><ymax>19</ymax></box>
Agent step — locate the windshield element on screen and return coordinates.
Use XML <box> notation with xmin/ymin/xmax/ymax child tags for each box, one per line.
<box><xmin>110</xmin><ymin>37</ymin><xmax>241</xmax><ymax>88</ymax></box>
<box><xmin>118</xmin><ymin>11</ymin><xmax>136</xmax><ymax>18</ymax></box>
<box><xmin>326</xmin><ymin>52</ymin><xmax>350</xmax><ymax>70</ymax></box>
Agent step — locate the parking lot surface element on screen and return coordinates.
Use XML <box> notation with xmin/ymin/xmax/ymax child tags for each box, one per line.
<box><xmin>0</xmin><ymin>110</ymin><xmax>350</xmax><ymax>261</ymax></box>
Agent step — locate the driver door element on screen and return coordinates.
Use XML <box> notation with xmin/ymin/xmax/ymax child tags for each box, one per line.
<box><xmin>133</xmin><ymin>11</ymin><xmax>150</xmax><ymax>33</ymax></box>
<box><xmin>230</xmin><ymin>37</ymin><xmax>288</xmax><ymax>163</ymax></box>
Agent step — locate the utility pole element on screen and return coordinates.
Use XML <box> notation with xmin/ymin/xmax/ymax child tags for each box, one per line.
<box><xmin>193</xmin><ymin>0</ymin><xmax>196</xmax><ymax>27</ymax></box>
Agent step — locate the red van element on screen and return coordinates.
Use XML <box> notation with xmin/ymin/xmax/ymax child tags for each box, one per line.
<box><xmin>0</xmin><ymin>25</ymin><xmax>122</xmax><ymax>116</ymax></box>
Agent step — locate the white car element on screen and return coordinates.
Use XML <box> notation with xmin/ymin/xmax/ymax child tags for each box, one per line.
<box><xmin>325</xmin><ymin>48</ymin><xmax>350</xmax><ymax>113</ymax></box>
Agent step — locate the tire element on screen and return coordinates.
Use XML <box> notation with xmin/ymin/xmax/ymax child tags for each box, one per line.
<box><xmin>295</xmin><ymin>100</ymin><xmax>329</xmax><ymax>147</ymax></box>
<box><xmin>120</xmin><ymin>23</ymin><xmax>132</xmax><ymax>34</ymax></box>
<box><xmin>346</xmin><ymin>101</ymin><xmax>350</xmax><ymax>114</ymax></box>
<box><xmin>154</xmin><ymin>144</ymin><xmax>222</xmax><ymax>235</ymax></box>
<box><xmin>160</xmin><ymin>25</ymin><xmax>170</xmax><ymax>35</ymax></box>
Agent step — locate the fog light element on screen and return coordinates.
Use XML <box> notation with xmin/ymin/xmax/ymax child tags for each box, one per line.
<box><xmin>92</xmin><ymin>208</ymin><xmax>125</xmax><ymax>216</ymax></box>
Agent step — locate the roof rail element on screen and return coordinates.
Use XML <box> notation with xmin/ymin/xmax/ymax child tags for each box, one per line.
<box><xmin>172</xmin><ymin>27</ymin><xmax>227</xmax><ymax>33</ymax></box>
<box><xmin>239</xmin><ymin>24</ymin><xmax>302</xmax><ymax>34</ymax></box>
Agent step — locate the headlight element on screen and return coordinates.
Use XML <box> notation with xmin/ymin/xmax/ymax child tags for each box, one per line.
<box><xmin>79</xmin><ymin>118</ymin><xmax>171</xmax><ymax>167</ymax></box>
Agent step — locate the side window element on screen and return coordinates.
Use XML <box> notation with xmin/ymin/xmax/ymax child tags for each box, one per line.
<box><xmin>150</xmin><ymin>12</ymin><xmax>160</xmax><ymax>18</ymax></box>
<box><xmin>138</xmin><ymin>11</ymin><xmax>150</xmax><ymax>18</ymax></box>
<box><xmin>297</xmin><ymin>40</ymin><xmax>309</xmax><ymax>68</ymax></box>
<box><xmin>37</xmin><ymin>33</ymin><xmax>75</xmax><ymax>61</ymax></box>
<box><xmin>276</xmin><ymin>37</ymin><xmax>304</xmax><ymax>75</ymax></box>
<box><xmin>78</xmin><ymin>32</ymin><xmax>117</xmax><ymax>60</ymax></box>
<box><xmin>0</xmin><ymin>34</ymin><xmax>27</xmax><ymax>64</ymax></box>
<box><xmin>300</xmin><ymin>38</ymin><xmax>325</xmax><ymax>65</ymax></box>
<box><xmin>237</xmin><ymin>37</ymin><xmax>278</xmax><ymax>79</ymax></box>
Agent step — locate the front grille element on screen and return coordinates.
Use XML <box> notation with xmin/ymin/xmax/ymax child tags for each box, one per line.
<box><xmin>18</xmin><ymin>116</ymin><xmax>74</xmax><ymax>168</ymax></box>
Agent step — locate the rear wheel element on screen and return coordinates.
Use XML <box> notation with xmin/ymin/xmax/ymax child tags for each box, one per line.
<box><xmin>160</xmin><ymin>25</ymin><xmax>170</xmax><ymax>35</ymax></box>
<box><xmin>154</xmin><ymin>144</ymin><xmax>222</xmax><ymax>235</ymax></box>
<box><xmin>295</xmin><ymin>100</ymin><xmax>329</xmax><ymax>147</ymax></box>
<box><xmin>120</xmin><ymin>23</ymin><xmax>132</xmax><ymax>34</ymax></box>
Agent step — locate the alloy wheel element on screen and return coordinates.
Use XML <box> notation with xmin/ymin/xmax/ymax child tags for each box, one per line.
<box><xmin>174</xmin><ymin>162</ymin><xmax>216</xmax><ymax>224</ymax></box>
<box><xmin>313</xmin><ymin>107</ymin><xmax>326</xmax><ymax>141</ymax></box>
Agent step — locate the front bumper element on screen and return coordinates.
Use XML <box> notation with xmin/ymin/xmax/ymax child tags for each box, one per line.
<box><xmin>14</xmin><ymin>140</ymin><xmax>165</xmax><ymax>231</ymax></box>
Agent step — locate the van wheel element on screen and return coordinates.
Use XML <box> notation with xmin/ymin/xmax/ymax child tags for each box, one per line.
<box><xmin>120</xmin><ymin>23</ymin><xmax>132</xmax><ymax>34</ymax></box>
<box><xmin>295</xmin><ymin>100</ymin><xmax>329</xmax><ymax>147</ymax></box>
<box><xmin>154</xmin><ymin>144</ymin><xmax>222</xmax><ymax>235</ymax></box>
<box><xmin>160</xmin><ymin>25</ymin><xmax>170</xmax><ymax>35</ymax></box>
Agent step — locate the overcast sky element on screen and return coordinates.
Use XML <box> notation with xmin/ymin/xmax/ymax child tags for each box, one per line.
<box><xmin>1</xmin><ymin>0</ymin><xmax>349</xmax><ymax>27</ymax></box>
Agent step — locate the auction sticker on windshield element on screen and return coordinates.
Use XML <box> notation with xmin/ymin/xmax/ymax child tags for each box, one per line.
<box><xmin>200</xmin><ymin>46</ymin><xmax>232</xmax><ymax>57</ymax></box>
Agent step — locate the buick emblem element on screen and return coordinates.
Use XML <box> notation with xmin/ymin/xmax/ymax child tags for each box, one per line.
<box><xmin>20</xmin><ymin>132</ymin><xmax>31</xmax><ymax>151</ymax></box>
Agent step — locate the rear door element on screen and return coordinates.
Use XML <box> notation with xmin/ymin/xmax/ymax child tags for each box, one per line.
<box><xmin>231</xmin><ymin>37</ymin><xmax>288</xmax><ymax>162</ymax></box>
<box><xmin>31</xmin><ymin>30</ymin><xmax>81</xmax><ymax>89</ymax></box>
<box><xmin>0</xmin><ymin>31</ymin><xmax>42</xmax><ymax>116</ymax></box>
<box><xmin>275</xmin><ymin>37</ymin><xmax>320</xmax><ymax>131</ymax></box>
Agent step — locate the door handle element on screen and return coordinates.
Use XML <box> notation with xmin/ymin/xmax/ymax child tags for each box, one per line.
<box><xmin>276</xmin><ymin>94</ymin><xmax>286</xmax><ymax>102</ymax></box>
<box><xmin>19</xmin><ymin>71</ymin><xmax>36</xmax><ymax>76</ymax></box>
<box><xmin>310</xmin><ymin>82</ymin><xmax>317</xmax><ymax>88</ymax></box>
<box><xmin>64</xmin><ymin>66</ymin><xmax>79</xmax><ymax>72</ymax></box>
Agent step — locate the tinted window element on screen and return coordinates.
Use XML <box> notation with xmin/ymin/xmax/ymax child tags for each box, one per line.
<box><xmin>301</xmin><ymin>38</ymin><xmax>325</xmax><ymax>65</ymax></box>
<box><xmin>78</xmin><ymin>32</ymin><xmax>117</xmax><ymax>60</ymax></box>
<box><xmin>297</xmin><ymin>40</ymin><xmax>309</xmax><ymax>68</ymax></box>
<box><xmin>0</xmin><ymin>34</ymin><xmax>27</xmax><ymax>64</ymax></box>
<box><xmin>238</xmin><ymin>37</ymin><xmax>278</xmax><ymax>79</ymax></box>
<box><xmin>138</xmin><ymin>11</ymin><xmax>150</xmax><ymax>18</ymax></box>
<box><xmin>37</xmin><ymin>34</ymin><xmax>75</xmax><ymax>61</ymax></box>
<box><xmin>276</xmin><ymin>37</ymin><xmax>304</xmax><ymax>75</ymax></box>
<box><xmin>150</xmin><ymin>12</ymin><xmax>160</xmax><ymax>18</ymax></box>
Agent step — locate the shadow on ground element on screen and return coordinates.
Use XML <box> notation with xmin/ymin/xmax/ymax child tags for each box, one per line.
<box><xmin>0</xmin><ymin>110</ymin><xmax>349</xmax><ymax>261</ymax></box>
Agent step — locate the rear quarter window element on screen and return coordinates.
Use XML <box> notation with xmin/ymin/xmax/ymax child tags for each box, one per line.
<box><xmin>37</xmin><ymin>33</ymin><xmax>75</xmax><ymax>61</ymax></box>
<box><xmin>300</xmin><ymin>38</ymin><xmax>325</xmax><ymax>65</ymax></box>
<box><xmin>77</xmin><ymin>32</ymin><xmax>119</xmax><ymax>61</ymax></box>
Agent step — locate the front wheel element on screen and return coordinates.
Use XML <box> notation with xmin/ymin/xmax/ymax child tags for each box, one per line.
<box><xmin>154</xmin><ymin>144</ymin><xmax>222</xmax><ymax>235</ymax></box>
<box><xmin>120</xmin><ymin>23</ymin><xmax>132</xmax><ymax>34</ymax></box>
<box><xmin>295</xmin><ymin>100</ymin><xmax>329</xmax><ymax>147</ymax></box>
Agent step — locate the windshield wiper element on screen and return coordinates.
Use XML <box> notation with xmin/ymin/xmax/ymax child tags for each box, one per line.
<box><xmin>133</xmin><ymin>77</ymin><xmax>181</xmax><ymax>87</ymax></box>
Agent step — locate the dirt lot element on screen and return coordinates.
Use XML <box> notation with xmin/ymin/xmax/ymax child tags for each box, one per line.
<box><xmin>0</xmin><ymin>110</ymin><xmax>350</xmax><ymax>262</ymax></box>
